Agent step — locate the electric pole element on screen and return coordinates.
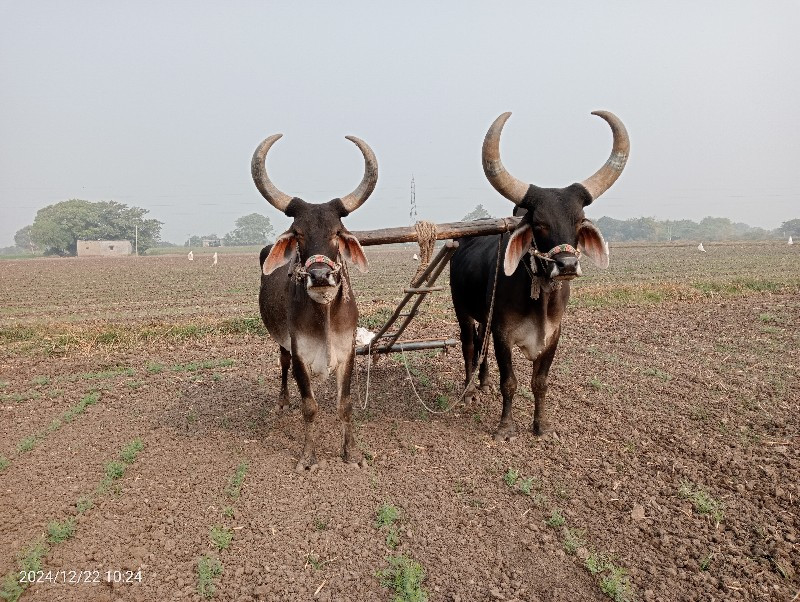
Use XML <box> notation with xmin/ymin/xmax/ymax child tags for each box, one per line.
<box><xmin>409</xmin><ymin>175</ymin><xmax>417</xmax><ymax>224</ymax></box>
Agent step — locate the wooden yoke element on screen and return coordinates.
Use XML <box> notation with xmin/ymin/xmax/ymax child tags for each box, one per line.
<box><xmin>351</xmin><ymin>216</ymin><xmax>522</xmax><ymax>246</ymax></box>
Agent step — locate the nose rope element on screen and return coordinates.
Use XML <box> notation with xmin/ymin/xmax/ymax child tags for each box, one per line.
<box><xmin>530</xmin><ymin>243</ymin><xmax>581</xmax><ymax>263</ymax></box>
<box><xmin>290</xmin><ymin>252</ymin><xmax>350</xmax><ymax>302</ymax></box>
<box><xmin>294</xmin><ymin>254</ymin><xmax>342</xmax><ymax>277</ymax></box>
<box><xmin>526</xmin><ymin>239</ymin><xmax>579</xmax><ymax>300</ymax></box>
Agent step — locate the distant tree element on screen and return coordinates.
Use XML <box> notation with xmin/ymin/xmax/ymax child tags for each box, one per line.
<box><xmin>461</xmin><ymin>204</ymin><xmax>492</xmax><ymax>222</ymax></box>
<box><xmin>14</xmin><ymin>225</ymin><xmax>38</xmax><ymax>253</ymax></box>
<box><xmin>29</xmin><ymin>199</ymin><xmax>162</xmax><ymax>255</ymax></box>
<box><xmin>779</xmin><ymin>219</ymin><xmax>800</xmax><ymax>237</ymax></box>
<box><xmin>223</xmin><ymin>213</ymin><xmax>274</xmax><ymax>246</ymax></box>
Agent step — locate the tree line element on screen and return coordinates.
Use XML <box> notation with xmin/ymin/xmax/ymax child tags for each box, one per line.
<box><xmin>3</xmin><ymin>200</ymin><xmax>798</xmax><ymax>256</ymax></box>
<box><xmin>5</xmin><ymin>200</ymin><xmax>275</xmax><ymax>256</ymax></box>
<box><xmin>595</xmin><ymin>216</ymin><xmax>799</xmax><ymax>242</ymax></box>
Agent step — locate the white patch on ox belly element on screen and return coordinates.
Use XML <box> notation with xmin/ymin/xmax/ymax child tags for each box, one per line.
<box><xmin>295</xmin><ymin>335</ymin><xmax>332</xmax><ymax>381</ymax></box>
<box><xmin>294</xmin><ymin>330</ymin><xmax>354</xmax><ymax>381</ymax></box>
<box><xmin>513</xmin><ymin>315</ymin><xmax>561</xmax><ymax>362</ymax></box>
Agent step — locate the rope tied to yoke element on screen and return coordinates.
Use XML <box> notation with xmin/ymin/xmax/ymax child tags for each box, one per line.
<box><xmin>412</xmin><ymin>220</ymin><xmax>438</xmax><ymax>283</ymax></box>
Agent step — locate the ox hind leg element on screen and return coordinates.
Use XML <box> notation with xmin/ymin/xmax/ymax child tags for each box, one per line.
<box><xmin>493</xmin><ymin>332</ymin><xmax>518</xmax><ymax>442</ymax></box>
<box><xmin>456</xmin><ymin>314</ymin><xmax>480</xmax><ymax>403</ymax></box>
<box><xmin>277</xmin><ymin>346</ymin><xmax>291</xmax><ymax>411</ymax></box>
<box><xmin>530</xmin><ymin>340</ymin><xmax>559</xmax><ymax>436</ymax></box>
<box><xmin>290</xmin><ymin>353</ymin><xmax>319</xmax><ymax>472</ymax></box>
<box><xmin>336</xmin><ymin>347</ymin><xmax>362</xmax><ymax>466</ymax></box>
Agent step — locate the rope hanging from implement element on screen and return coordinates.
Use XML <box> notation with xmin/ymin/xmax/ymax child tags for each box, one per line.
<box><xmin>412</xmin><ymin>220</ymin><xmax>437</xmax><ymax>283</ymax></box>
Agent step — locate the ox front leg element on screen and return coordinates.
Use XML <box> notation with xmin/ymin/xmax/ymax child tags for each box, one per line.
<box><xmin>291</xmin><ymin>356</ymin><xmax>319</xmax><ymax>472</ymax></box>
<box><xmin>493</xmin><ymin>334</ymin><xmax>518</xmax><ymax>442</ymax></box>
<box><xmin>530</xmin><ymin>341</ymin><xmax>559</xmax><ymax>436</ymax></box>
<box><xmin>336</xmin><ymin>348</ymin><xmax>363</xmax><ymax>466</ymax></box>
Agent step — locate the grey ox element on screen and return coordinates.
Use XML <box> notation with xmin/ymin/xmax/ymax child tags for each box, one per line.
<box><xmin>450</xmin><ymin>111</ymin><xmax>629</xmax><ymax>441</ymax></box>
<box><xmin>253</xmin><ymin>133</ymin><xmax>377</xmax><ymax>472</ymax></box>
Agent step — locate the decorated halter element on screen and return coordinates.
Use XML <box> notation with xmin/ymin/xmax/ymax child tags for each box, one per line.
<box><xmin>530</xmin><ymin>243</ymin><xmax>581</xmax><ymax>264</ymax></box>
<box><xmin>526</xmin><ymin>240</ymin><xmax>582</xmax><ymax>298</ymax></box>
<box><xmin>302</xmin><ymin>254</ymin><xmax>342</xmax><ymax>273</ymax></box>
<box><xmin>290</xmin><ymin>252</ymin><xmax>350</xmax><ymax>301</ymax></box>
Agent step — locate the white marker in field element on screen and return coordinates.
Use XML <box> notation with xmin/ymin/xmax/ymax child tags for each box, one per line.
<box><xmin>188</xmin><ymin>251</ymin><xmax>194</xmax><ymax>261</ymax></box>
<box><xmin>412</xmin><ymin>253</ymin><xmax>419</xmax><ymax>261</ymax></box>
<box><xmin>789</xmin><ymin>236</ymin><xmax>794</xmax><ymax>245</ymax></box>
<box><xmin>213</xmin><ymin>252</ymin><xmax>218</xmax><ymax>265</ymax></box>
<box><xmin>697</xmin><ymin>242</ymin><xmax>706</xmax><ymax>252</ymax></box>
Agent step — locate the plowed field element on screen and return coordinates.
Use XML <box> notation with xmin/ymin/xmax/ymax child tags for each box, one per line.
<box><xmin>1</xmin><ymin>241</ymin><xmax>798</xmax><ymax>601</ymax></box>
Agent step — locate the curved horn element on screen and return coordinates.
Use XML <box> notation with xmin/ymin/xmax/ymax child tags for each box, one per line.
<box><xmin>339</xmin><ymin>135</ymin><xmax>379</xmax><ymax>213</ymax></box>
<box><xmin>579</xmin><ymin>111</ymin><xmax>630</xmax><ymax>201</ymax></box>
<box><xmin>482</xmin><ymin>112</ymin><xmax>529</xmax><ymax>206</ymax></box>
<box><xmin>251</xmin><ymin>134</ymin><xmax>293</xmax><ymax>213</ymax></box>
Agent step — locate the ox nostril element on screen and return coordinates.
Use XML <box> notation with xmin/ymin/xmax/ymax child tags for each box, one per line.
<box><xmin>557</xmin><ymin>256</ymin><xmax>579</xmax><ymax>271</ymax></box>
<box><xmin>308</xmin><ymin>267</ymin><xmax>330</xmax><ymax>285</ymax></box>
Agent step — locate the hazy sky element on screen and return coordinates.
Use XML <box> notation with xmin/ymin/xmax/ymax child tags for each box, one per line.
<box><xmin>1</xmin><ymin>1</ymin><xmax>798</xmax><ymax>246</ymax></box>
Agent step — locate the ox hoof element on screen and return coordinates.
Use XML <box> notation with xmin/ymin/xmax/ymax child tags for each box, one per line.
<box><xmin>479</xmin><ymin>384</ymin><xmax>492</xmax><ymax>394</ymax></box>
<box><xmin>343</xmin><ymin>449</ymin><xmax>364</xmax><ymax>466</ymax></box>
<box><xmin>493</xmin><ymin>424</ymin><xmax>518</xmax><ymax>443</ymax></box>
<box><xmin>295</xmin><ymin>456</ymin><xmax>319</xmax><ymax>473</ymax></box>
<box><xmin>463</xmin><ymin>385</ymin><xmax>480</xmax><ymax>404</ymax></box>
<box><xmin>531</xmin><ymin>422</ymin><xmax>550</xmax><ymax>437</ymax></box>
<box><xmin>276</xmin><ymin>399</ymin><xmax>290</xmax><ymax>412</ymax></box>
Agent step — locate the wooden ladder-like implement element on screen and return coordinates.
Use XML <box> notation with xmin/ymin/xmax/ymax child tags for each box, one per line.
<box><xmin>355</xmin><ymin>241</ymin><xmax>459</xmax><ymax>355</ymax></box>
<box><xmin>352</xmin><ymin>216</ymin><xmax>521</xmax><ymax>355</ymax></box>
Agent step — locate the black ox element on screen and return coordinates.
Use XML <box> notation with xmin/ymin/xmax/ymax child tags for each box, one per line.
<box><xmin>253</xmin><ymin>133</ymin><xmax>377</xmax><ymax>471</ymax></box>
<box><xmin>450</xmin><ymin>111</ymin><xmax>629</xmax><ymax>441</ymax></box>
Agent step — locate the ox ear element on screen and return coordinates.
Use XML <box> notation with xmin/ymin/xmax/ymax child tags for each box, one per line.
<box><xmin>578</xmin><ymin>219</ymin><xmax>609</xmax><ymax>269</ymax></box>
<box><xmin>262</xmin><ymin>231</ymin><xmax>297</xmax><ymax>275</ymax></box>
<box><xmin>338</xmin><ymin>232</ymin><xmax>368</xmax><ymax>273</ymax></box>
<box><xmin>503</xmin><ymin>223</ymin><xmax>533</xmax><ymax>276</ymax></box>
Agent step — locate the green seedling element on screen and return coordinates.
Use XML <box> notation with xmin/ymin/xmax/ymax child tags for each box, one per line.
<box><xmin>196</xmin><ymin>554</ymin><xmax>223</xmax><ymax>598</ymax></box>
<box><xmin>678</xmin><ymin>480</ymin><xmax>724</xmax><ymax>523</ymax></box>
<box><xmin>47</xmin><ymin>518</ymin><xmax>75</xmax><ymax>543</ymax></box>
<box><xmin>375</xmin><ymin>503</ymin><xmax>401</xmax><ymax>529</ymax></box>
<box><xmin>209</xmin><ymin>525</ymin><xmax>233</xmax><ymax>551</ymax></box>
<box><xmin>17</xmin><ymin>435</ymin><xmax>38</xmax><ymax>453</ymax></box>
<box><xmin>0</xmin><ymin>540</ymin><xmax>47</xmax><ymax>602</ymax></box>
<box><xmin>503</xmin><ymin>468</ymin><xmax>519</xmax><ymax>487</ymax></box>
<box><xmin>76</xmin><ymin>496</ymin><xmax>93</xmax><ymax>513</ymax></box>
<box><xmin>546</xmin><ymin>509</ymin><xmax>566</xmax><ymax>528</ymax></box>
<box><xmin>378</xmin><ymin>555</ymin><xmax>428</xmax><ymax>602</ymax></box>
<box><xmin>518</xmin><ymin>477</ymin><xmax>534</xmax><ymax>496</ymax></box>
<box><xmin>120</xmin><ymin>439</ymin><xmax>144</xmax><ymax>464</ymax></box>
<box><xmin>225</xmin><ymin>461</ymin><xmax>248</xmax><ymax>500</ymax></box>
<box><xmin>563</xmin><ymin>527</ymin><xmax>586</xmax><ymax>555</ymax></box>
<box><xmin>599</xmin><ymin>565</ymin><xmax>635</xmax><ymax>602</ymax></box>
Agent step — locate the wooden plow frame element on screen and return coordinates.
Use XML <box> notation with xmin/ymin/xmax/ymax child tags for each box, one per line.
<box><xmin>352</xmin><ymin>216</ymin><xmax>522</xmax><ymax>356</ymax></box>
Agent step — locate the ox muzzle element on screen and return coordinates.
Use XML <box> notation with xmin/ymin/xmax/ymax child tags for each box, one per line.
<box><xmin>532</xmin><ymin>244</ymin><xmax>583</xmax><ymax>281</ymax></box>
<box><xmin>297</xmin><ymin>254</ymin><xmax>343</xmax><ymax>305</ymax></box>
